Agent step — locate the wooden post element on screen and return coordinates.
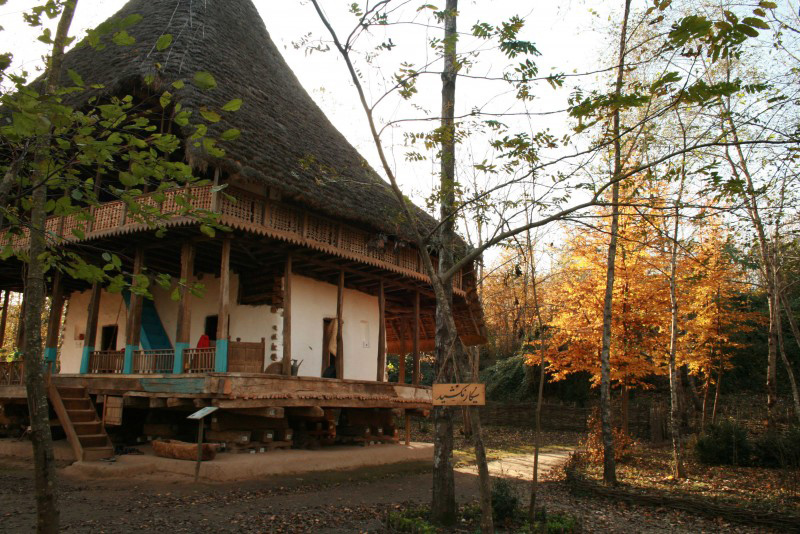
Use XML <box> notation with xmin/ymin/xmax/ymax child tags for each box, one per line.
<box><xmin>174</xmin><ymin>242</ymin><xmax>195</xmax><ymax>374</ymax></box>
<box><xmin>405</xmin><ymin>411</ymin><xmax>411</xmax><ymax>446</ymax></box>
<box><xmin>336</xmin><ymin>270</ymin><xmax>344</xmax><ymax>379</ymax></box>
<box><xmin>397</xmin><ymin>320</ymin><xmax>406</xmax><ymax>384</ymax></box>
<box><xmin>195</xmin><ymin>418</ymin><xmax>204</xmax><ymax>482</ymax></box>
<box><xmin>0</xmin><ymin>290</ymin><xmax>9</xmax><ymax>348</ymax></box>
<box><xmin>79</xmin><ymin>283</ymin><xmax>102</xmax><ymax>374</ymax></box>
<box><xmin>124</xmin><ymin>247</ymin><xmax>145</xmax><ymax>374</ymax></box>
<box><xmin>413</xmin><ymin>291</ymin><xmax>420</xmax><ymax>385</ymax></box>
<box><xmin>44</xmin><ymin>271</ymin><xmax>65</xmax><ymax>371</ymax></box>
<box><xmin>15</xmin><ymin>291</ymin><xmax>25</xmax><ymax>350</ymax></box>
<box><xmin>282</xmin><ymin>253</ymin><xmax>292</xmax><ymax>376</ymax></box>
<box><xmin>377</xmin><ymin>279</ymin><xmax>386</xmax><ymax>382</ymax></box>
<box><xmin>215</xmin><ymin>238</ymin><xmax>231</xmax><ymax>372</ymax></box>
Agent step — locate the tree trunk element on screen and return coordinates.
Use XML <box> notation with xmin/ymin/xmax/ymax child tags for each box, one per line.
<box><xmin>598</xmin><ymin>0</ymin><xmax>631</xmax><ymax>486</ymax></box>
<box><xmin>431</xmin><ymin>0</ymin><xmax>465</xmax><ymax>526</ymax></box>
<box><xmin>712</xmin><ymin>363</ymin><xmax>723</xmax><ymax>425</ymax></box>
<box><xmin>23</xmin><ymin>3</ymin><xmax>79</xmax><ymax>532</ymax></box>
<box><xmin>776</xmin><ymin>298</ymin><xmax>800</xmax><ymax>423</ymax></box>
<box><xmin>701</xmin><ymin>376</ymin><xmax>710</xmax><ymax>431</ymax></box>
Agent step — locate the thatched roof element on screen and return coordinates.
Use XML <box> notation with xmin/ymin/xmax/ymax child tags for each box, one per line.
<box><xmin>58</xmin><ymin>0</ymin><xmax>436</xmax><ymax>242</ymax></box>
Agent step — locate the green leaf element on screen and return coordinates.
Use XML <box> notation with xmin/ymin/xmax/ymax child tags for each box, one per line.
<box><xmin>221</xmin><ymin>128</ymin><xmax>241</xmax><ymax>141</ymax></box>
<box><xmin>119</xmin><ymin>14</ymin><xmax>143</xmax><ymax>29</ymax></box>
<box><xmin>222</xmin><ymin>99</ymin><xmax>242</xmax><ymax>112</ymax></box>
<box><xmin>743</xmin><ymin>17</ymin><xmax>769</xmax><ymax>30</ymax></box>
<box><xmin>67</xmin><ymin>68</ymin><xmax>84</xmax><ymax>87</ymax></box>
<box><xmin>192</xmin><ymin>71</ymin><xmax>217</xmax><ymax>91</ymax></box>
<box><xmin>156</xmin><ymin>33</ymin><xmax>173</xmax><ymax>51</ymax></box>
<box><xmin>112</xmin><ymin>30</ymin><xmax>136</xmax><ymax>46</ymax></box>
<box><xmin>736</xmin><ymin>24</ymin><xmax>759</xmax><ymax>37</ymax></box>
<box><xmin>200</xmin><ymin>109</ymin><xmax>221</xmax><ymax>123</ymax></box>
<box><xmin>172</xmin><ymin>79</ymin><xmax>185</xmax><ymax>90</ymax></box>
<box><xmin>160</xmin><ymin>91</ymin><xmax>172</xmax><ymax>109</ymax></box>
<box><xmin>199</xmin><ymin>224</ymin><xmax>216</xmax><ymax>237</ymax></box>
<box><xmin>119</xmin><ymin>171</ymin><xmax>138</xmax><ymax>187</ymax></box>
<box><xmin>759</xmin><ymin>1</ymin><xmax>777</xmax><ymax>8</ymax></box>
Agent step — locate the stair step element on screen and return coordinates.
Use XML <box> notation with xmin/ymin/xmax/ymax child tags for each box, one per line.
<box><xmin>67</xmin><ymin>409</ymin><xmax>98</xmax><ymax>423</ymax></box>
<box><xmin>56</xmin><ymin>387</ymin><xmax>86</xmax><ymax>398</ymax></box>
<box><xmin>73</xmin><ymin>421</ymin><xmax>103</xmax><ymax>435</ymax></box>
<box><xmin>63</xmin><ymin>398</ymin><xmax>92</xmax><ymax>411</ymax></box>
<box><xmin>78</xmin><ymin>434</ymin><xmax>111</xmax><ymax>448</ymax></box>
<box><xmin>82</xmin><ymin>446</ymin><xmax>114</xmax><ymax>462</ymax></box>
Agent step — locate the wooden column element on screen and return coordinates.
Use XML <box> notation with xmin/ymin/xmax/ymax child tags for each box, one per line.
<box><xmin>413</xmin><ymin>291</ymin><xmax>421</xmax><ymax>385</ymax></box>
<box><xmin>123</xmin><ymin>247</ymin><xmax>145</xmax><ymax>374</ymax></box>
<box><xmin>15</xmin><ymin>291</ymin><xmax>26</xmax><ymax>350</ymax></box>
<box><xmin>336</xmin><ymin>270</ymin><xmax>344</xmax><ymax>379</ymax></box>
<box><xmin>79</xmin><ymin>283</ymin><xmax>102</xmax><ymax>374</ymax></box>
<box><xmin>215</xmin><ymin>238</ymin><xmax>231</xmax><ymax>372</ymax></box>
<box><xmin>397</xmin><ymin>320</ymin><xmax>406</xmax><ymax>384</ymax></box>
<box><xmin>174</xmin><ymin>242</ymin><xmax>195</xmax><ymax>373</ymax></box>
<box><xmin>44</xmin><ymin>271</ymin><xmax>65</xmax><ymax>370</ymax></box>
<box><xmin>281</xmin><ymin>253</ymin><xmax>292</xmax><ymax>376</ymax></box>
<box><xmin>377</xmin><ymin>279</ymin><xmax>386</xmax><ymax>382</ymax></box>
<box><xmin>0</xmin><ymin>290</ymin><xmax>9</xmax><ymax>348</ymax></box>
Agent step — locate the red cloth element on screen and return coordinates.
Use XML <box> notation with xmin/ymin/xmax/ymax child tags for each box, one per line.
<box><xmin>197</xmin><ymin>334</ymin><xmax>210</xmax><ymax>348</ymax></box>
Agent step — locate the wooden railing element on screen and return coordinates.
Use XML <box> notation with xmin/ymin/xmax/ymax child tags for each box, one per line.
<box><xmin>133</xmin><ymin>349</ymin><xmax>174</xmax><ymax>374</ymax></box>
<box><xmin>88</xmin><ymin>350</ymin><xmax>125</xmax><ymax>374</ymax></box>
<box><xmin>184</xmin><ymin>347</ymin><xmax>216</xmax><ymax>373</ymax></box>
<box><xmin>0</xmin><ymin>185</ymin><xmax>467</xmax><ymax>291</ymax></box>
<box><xmin>0</xmin><ymin>360</ymin><xmax>24</xmax><ymax>385</ymax></box>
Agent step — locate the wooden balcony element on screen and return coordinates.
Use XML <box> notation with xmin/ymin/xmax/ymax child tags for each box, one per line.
<box><xmin>184</xmin><ymin>347</ymin><xmax>216</xmax><ymax>373</ymax></box>
<box><xmin>0</xmin><ymin>185</ymin><xmax>465</xmax><ymax>293</ymax></box>
<box><xmin>87</xmin><ymin>350</ymin><xmax>125</xmax><ymax>374</ymax></box>
<box><xmin>132</xmin><ymin>349</ymin><xmax>174</xmax><ymax>374</ymax></box>
<box><xmin>0</xmin><ymin>360</ymin><xmax>23</xmax><ymax>385</ymax></box>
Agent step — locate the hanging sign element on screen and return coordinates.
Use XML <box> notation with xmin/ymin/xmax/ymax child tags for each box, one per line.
<box><xmin>432</xmin><ymin>383</ymin><xmax>486</xmax><ymax>406</ymax></box>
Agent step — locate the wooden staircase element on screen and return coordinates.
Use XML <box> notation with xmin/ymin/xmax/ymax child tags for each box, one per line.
<box><xmin>48</xmin><ymin>383</ymin><xmax>114</xmax><ymax>461</ymax></box>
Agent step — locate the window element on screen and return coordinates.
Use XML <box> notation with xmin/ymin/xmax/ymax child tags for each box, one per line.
<box><xmin>204</xmin><ymin>315</ymin><xmax>218</xmax><ymax>341</ymax></box>
<box><xmin>100</xmin><ymin>325</ymin><xmax>118</xmax><ymax>351</ymax></box>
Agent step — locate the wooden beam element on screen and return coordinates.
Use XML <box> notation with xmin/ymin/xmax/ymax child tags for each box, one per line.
<box><xmin>44</xmin><ymin>271</ymin><xmax>65</xmax><ymax>369</ymax></box>
<box><xmin>174</xmin><ymin>242</ymin><xmax>195</xmax><ymax>373</ymax></box>
<box><xmin>123</xmin><ymin>247</ymin><xmax>145</xmax><ymax>374</ymax></box>
<box><xmin>0</xmin><ymin>290</ymin><xmax>9</xmax><ymax>347</ymax></box>
<box><xmin>377</xmin><ymin>279</ymin><xmax>386</xmax><ymax>382</ymax></box>
<box><xmin>282</xmin><ymin>253</ymin><xmax>292</xmax><ymax>376</ymax></box>
<box><xmin>15</xmin><ymin>291</ymin><xmax>26</xmax><ymax>350</ymax></box>
<box><xmin>336</xmin><ymin>270</ymin><xmax>344</xmax><ymax>379</ymax></box>
<box><xmin>216</xmin><ymin>238</ymin><xmax>231</xmax><ymax>372</ymax></box>
<box><xmin>397</xmin><ymin>319</ymin><xmax>406</xmax><ymax>384</ymax></box>
<box><xmin>413</xmin><ymin>291</ymin><xmax>420</xmax><ymax>386</ymax></box>
<box><xmin>79</xmin><ymin>283</ymin><xmax>102</xmax><ymax>374</ymax></box>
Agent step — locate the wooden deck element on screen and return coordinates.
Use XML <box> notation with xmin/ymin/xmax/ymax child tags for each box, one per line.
<box><xmin>0</xmin><ymin>373</ymin><xmax>432</xmax><ymax>410</ymax></box>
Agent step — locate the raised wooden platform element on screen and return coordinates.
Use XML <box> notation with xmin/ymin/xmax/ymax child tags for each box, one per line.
<box><xmin>0</xmin><ymin>373</ymin><xmax>432</xmax><ymax>410</ymax></box>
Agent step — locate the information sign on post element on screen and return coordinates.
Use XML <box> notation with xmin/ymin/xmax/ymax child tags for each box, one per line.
<box><xmin>432</xmin><ymin>383</ymin><xmax>486</xmax><ymax>406</ymax></box>
<box><xmin>187</xmin><ymin>406</ymin><xmax>219</xmax><ymax>482</ymax></box>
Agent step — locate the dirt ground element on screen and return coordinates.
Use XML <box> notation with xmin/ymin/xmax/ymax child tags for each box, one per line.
<box><xmin>0</xmin><ymin>444</ymin><xmax>777</xmax><ymax>533</ymax></box>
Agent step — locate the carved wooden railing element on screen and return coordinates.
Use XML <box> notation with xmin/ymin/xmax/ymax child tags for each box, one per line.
<box><xmin>87</xmin><ymin>350</ymin><xmax>125</xmax><ymax>374</ymax></box>
<box><xmin>183</xmin><ymin>347</ymin><xmax>216</xmax><ymax>373</ymax></box>
<box><xmin>0</xmin><ymin>184</ymin><xmax>466</xmax><ymax>291</ymax></box>
<box><xmin>0</xmin><ymin>360</ymin><xmax>24</xmax><ymax>385</ymax></box>
<box><xmin>132</xmin><ymin>349</ymin><xmax>175</xmax><ymax>374</ymax></box>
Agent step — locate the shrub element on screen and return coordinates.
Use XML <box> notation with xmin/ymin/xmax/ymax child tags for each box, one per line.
<box><xmin>491</xmin><ymin>477</ymin><xmax>520</xmax><ymax>524</ymax></box>
<box><xmin>695</xmin><ymin>419</ymin><xmax>751</xmax><ymax>466</ymax></box>
<box><xmin>752</xmin><ymin>427</ymin><xmax>800</xmax><ymax>469</ymax></box>
<box><xmin>583</xmin><ymin>410</ymin><xmax>635</xmax><ymax>464</ymax></box>
<box><xmin>385</xmin><ymin>507</ymin><xmax>436</xmax><ymax>534</ymax></box>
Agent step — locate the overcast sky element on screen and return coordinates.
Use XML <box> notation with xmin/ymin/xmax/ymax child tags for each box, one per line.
<box><xmin>0</xmin><ymin>0</ymin><xmax>622</xmax><ymax>262</ymax></box>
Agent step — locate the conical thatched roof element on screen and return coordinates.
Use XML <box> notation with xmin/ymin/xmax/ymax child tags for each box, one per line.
<box><xmin>58</xmin><ymin>0</ymin><xmax>435</xmax><ymax>241</ymax></box>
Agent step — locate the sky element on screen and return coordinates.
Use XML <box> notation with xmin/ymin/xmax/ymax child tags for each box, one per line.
<box><xmin>0</xmin><ymin>0</ymin><xmax>622</xmax><ymax>266</ymax></box>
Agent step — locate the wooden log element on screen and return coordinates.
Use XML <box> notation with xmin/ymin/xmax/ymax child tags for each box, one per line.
<box><xmin>126</xmin><ymin>247</ymin><xmax>145</xmax><ymax>348</ymax></box>
<box><xmin>79</xmin><ymin>283</ymin><xmax>102</xmax><ymax>373</ymax></box>
<box><xmin>377</xmin><ymin>279</ymin><xmax>386</xmax><ymax>382</ymax></box>
<box><xmin>413</xmin><ymin>291</ymin><xmax>420</xmax><ymax>385</ymax></box>
<box><xmin>336</xmin><ymin>270</ymin><xmax>344</xmax><ymax>379</ymax></box>
<box><xmin>216</xmin><ymin>238</ymin><xmax>231</xmax><ymax>372</ymax></box>
<box><xmin>0</xmin><ymin>290</ymin><xmax>8</xmax><ymax>348</ymax></box>
<box><xmin>44</xmin><ymin>272</ymin><xmax>65</xmax><ymax>369</ymax></box>
<box><xmin>153</xmin><ymin>439</ymin><xmax>218</xmax><ymax>461</ymax></box>
<box><xmin>206</xmin><ymin>429</ymin><xmax>251</xmax><ymax>444</ymax></box>
<box><xmin>174</xmin><ymin>242</ymin><xmax>195</xmax><ymax>373</ymax></box>
<box><xmin>282</xmin><ymin>253</ymin><xmax>292</xmax><ymax>376</ymax></box>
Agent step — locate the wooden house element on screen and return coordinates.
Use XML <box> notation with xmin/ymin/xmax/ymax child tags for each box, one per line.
<box><xmin>0</xmin><ymin>0</ymin><xmax>484</xmax><ymax>460</ymax></box>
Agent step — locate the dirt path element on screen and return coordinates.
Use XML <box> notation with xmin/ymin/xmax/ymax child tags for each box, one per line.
<box><xmin>0</xmin><ymin>452</ymin><xmax>775</xmax><ymax>533</ymax></box>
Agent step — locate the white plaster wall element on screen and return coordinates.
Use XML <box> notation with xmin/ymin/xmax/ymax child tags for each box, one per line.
<box><xmin>60</xmin><ymin>289</ymin><xmax>128</xmax><ymax>374</ymax></box>
<box><xmin>60</xmin><ymin>271</ymin><xmax>381</xmax><ymax>380</ymax></box>
<box><xmin>290</xmin><ymin>274</ymin><xmax>380</xmax><ymax>381</ymax></box>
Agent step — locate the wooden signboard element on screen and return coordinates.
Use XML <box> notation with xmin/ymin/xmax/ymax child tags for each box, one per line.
<box><xmin>432</xmin><ymin>383</ymin><xmax>486</xmax><ymax>406</ymax></box>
